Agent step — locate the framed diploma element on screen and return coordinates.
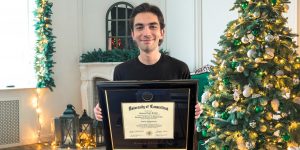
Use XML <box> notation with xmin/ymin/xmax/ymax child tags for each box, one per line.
<box><xmin>97</xmin><ymin>80</ymin><xmax>198</xmax><ymax>150</ymax></box>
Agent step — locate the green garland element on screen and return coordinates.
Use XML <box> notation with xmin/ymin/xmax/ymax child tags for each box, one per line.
<box><xmin>34</xmin><ymin>0</ymin><xmax>56</xmax><ymax>91</ymax></box>
<box><xmin>80</xmin><ymin>48</ymin><xmax>169</xmax><ymax>63</ymax></box>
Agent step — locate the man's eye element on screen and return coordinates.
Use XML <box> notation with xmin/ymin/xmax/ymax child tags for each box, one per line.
<box><xmin>135</xmin><ymin>26</ymin><xmax>143</xmax><ymax>30</ymax></box>
<box><xmin>150</xmin><ymin>25</ymin><xmax>158</xmax><ymax>29</ymax></box>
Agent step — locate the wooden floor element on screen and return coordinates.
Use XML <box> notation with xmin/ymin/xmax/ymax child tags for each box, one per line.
<box><xmin>0</xmin><ymin>143</ymin><xmax>106</xmax><ymax>150</ymax></box>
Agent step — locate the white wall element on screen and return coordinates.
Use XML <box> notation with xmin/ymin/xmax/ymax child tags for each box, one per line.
<box><xmin>165</xmin><ymin>0</ymin><xmax>197</xmax><ymax>71</ymax></box>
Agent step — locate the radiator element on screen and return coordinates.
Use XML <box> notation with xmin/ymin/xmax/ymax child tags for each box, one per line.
<box><xmin>0</xmin><ymin>99</ymin><xmax>20</xmax><ymax>145</ymax></box>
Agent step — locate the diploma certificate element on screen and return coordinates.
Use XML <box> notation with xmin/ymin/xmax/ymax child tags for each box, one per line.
<box><xmin>122</xmin><ymin>102</ymin><xmax>174</xmax><ymax>139</ymax></box>
<box><xmin>97</xmin><ymin>80</ymin><xmax>198</xmax><ymax>150</ymax></box>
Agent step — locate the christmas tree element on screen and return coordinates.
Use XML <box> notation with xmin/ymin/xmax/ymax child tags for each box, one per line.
<box><xmin>198</xmin><ymin>0</ymin><xmax>300</xmax><ymax>149</ymax></box>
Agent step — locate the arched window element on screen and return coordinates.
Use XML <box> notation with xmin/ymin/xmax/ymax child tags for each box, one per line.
<box><xmin>106</xmin><ymin>2</ymin><xmax>134</xmax><ymax>50</ymax></box>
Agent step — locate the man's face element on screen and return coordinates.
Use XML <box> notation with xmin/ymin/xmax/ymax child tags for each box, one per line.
<box><xmin>131</xmin><ymin>12</ymin><xmax>164</xmax><ymax>53</ymax></box>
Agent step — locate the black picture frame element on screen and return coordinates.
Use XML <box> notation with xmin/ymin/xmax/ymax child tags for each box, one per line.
<box><xmin>97</xmin><ymin>80</ymin><xmax>198</xmax><ymax>150</ymax></box>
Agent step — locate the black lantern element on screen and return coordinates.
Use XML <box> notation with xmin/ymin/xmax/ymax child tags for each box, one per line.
<box><xmin>59</xmin><ymin>104</ymin><xmax>79</xmax><ymax>148</ymax></box>
<box><xmin>93</xmin><ymin>120</ymin><xmax>105</xmax><ymax>146</ymax></box>
<box><xmin>78</xmin><ymin>109</ymin><xmax>95</xmax><ymax>147</ymax></box>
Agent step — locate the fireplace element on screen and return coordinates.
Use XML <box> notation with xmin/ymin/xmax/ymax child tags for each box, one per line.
<box><xmin>79</xmin><ymin>62</ymin><xmax>121</xmax><ymax>117</ymax></box>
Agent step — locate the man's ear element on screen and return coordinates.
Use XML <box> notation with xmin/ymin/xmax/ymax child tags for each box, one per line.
<box><xmin>131</xmin><ymin>30</ymin><xmax>134</xmax><ymax>38</ymax></box>
<box><xmin>160</xmin><ymin>29</ymin><xmax>165</xmax><ymax>39</ymax></box>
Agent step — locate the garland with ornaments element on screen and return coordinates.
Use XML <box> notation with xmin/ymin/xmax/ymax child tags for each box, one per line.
<box><xmin>197</xmin><ymin>0</ymin><xmax>300</xmax><ymax>149</ymax></box>
<box><xmin>34</xmin><ymin>0</ymin><xmax>56</xmax><ymax>91</ymax></box>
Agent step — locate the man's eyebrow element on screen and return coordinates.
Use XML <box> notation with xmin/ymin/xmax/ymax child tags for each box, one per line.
<box><xmin>134</xmin><ymin>23</ymin><xmax>144</xmax><ymax>27</ymax></box>
<box><xmin>134</xmin><ymin>22</ymin><xmax>159</xmax><ymax>27</ymax></box>
<box><xmin>149</xmin><ymin>22</ymin><xmax>159</xmax><ymax>26</ymax></box>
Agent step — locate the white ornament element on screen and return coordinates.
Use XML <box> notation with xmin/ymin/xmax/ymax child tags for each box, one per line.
<box><xmin>201</xmin><ymin>91</ymin><xmax>211</xmax><ymax>103</ymax></box>
<box><xmin>265</xmin><ymin>34</ymin><xmax>274</xmax><ymax>42</ymax></box>
<box><xmin>241</xmin><ymin>36</ymin><xmax>249</xmax><ymax>44</ymax></box>
<box><xmin>212</xmin><ymin>100</ymin><xmax>219</xmax><ymax>108</ymax></box>
<box><xmin>293</xmin><ymin>77</ymin><xmax>300</xmax><ymax>85</ymax></box>
<box><xmin>246</xmin><ymin>141</ymin><xmax>255</xmax><ymax>149</ymax></box>
<box><xmin>247</xmin><ymin>33</ymin><xmax>255</xmax><ymax>41</ymax></box>
<box><xmin>247</xmin><ymin>49</ymin><xmax>256</xmax><ymax>58</ymax></box>
<box><xmin>236</xmin><ymin>65</ymin><xmax>244</xmax><ymax>72</ymax></box>
<box><xmin>242</xmin><ymin>85</ymin><xmax>253</xmax><ymax>97</ymax></box>
<box><xmin>273</xmin><ymin>130</ymin><xmax>280</xmax><ymax>137</ymax></box>
<box><xmin>218</xmin><ymin>85</ymin><xmax>224</xmax><ymax>91</ymax></box>
<box><xmin>234</xmin><ymin>33</ymin><xmax>239</xmax><ymax>39</ymax></box>
<box><xmin>251</xmin><ymin>93</ymin><xmax>261</xmax><ymax>98</ymax></box>
<box><xmin>231</xmin><ymin>119</ymin><xmax>238</xmax><ymax>125</ymax></box>
<box><xmin>266</xmin><ymin>83</ymin><xmax>274</xmax><ymax>89</ymax></box>
<box><xmin>282</xmin><ymin>88</ymin><xmax>291</xmax><ymax>99</ymax></box>
<box><xmin>249</xmin><ymin>121</ymin><xmax>256</xmax><ymax>128</ymax></box>
<box><xmin>233</xmin><ymin>89</ymin><xmax>241</xmax><ymax>101</ymax></box>
<box><xmin>253</xmin><ymin>11</ymin><xmax>261</xmax><ymax>18</ymax></box>
<box><xmin>271</xmin><ymin>99</ymin><xmax>279</xmax><ymax>112</ymax></box>
<box><xmin>275</xmin><ymin>70</ymin><xmax>284</xmax><ymax>76</ymax></box>
<box><xmin>273</xmin><ymin>114</ymin><xmax>282</xmax><ymax>120</ymax></box>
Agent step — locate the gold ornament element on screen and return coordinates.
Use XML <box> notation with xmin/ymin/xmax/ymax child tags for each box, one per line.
<box><xmin>283</xmin><ymin>4</ymin><xmax>289</xmax><ymax>13</ymax></box>
<box><xmin>271</xmin><ymin>99</ymin><xmax>279</xmax><ymax>112</ymax></box>
<box><xmin>212</xmin><ymin>100</ymin><xmax>220</xmax><ymax>108</ymax></box>
<box><xmin>249</xmin><ymin>132</ymin><xmax>258</xmax><ymax>139</ymax></box>
<box><xmin>265</xmin><ymin>112</ymin><xmax>273</xmax><ymax>120</ymax></box>
<box><xmin>260</xmin><ymin>99</ymin><xmax>268</xmax><ymax>106</ymax></box>
<box><xmin>264</xmin><ymin>47</ymin><xmax>275</xmax><ymax>59</ymax></box>
<box><xmin>260</xmin><ymin>125</ymin><xmax>267</xmax><ymax>132</ymax></box>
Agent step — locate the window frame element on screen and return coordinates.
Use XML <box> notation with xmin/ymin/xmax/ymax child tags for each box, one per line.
<box><xmin>105</xmin><ymin>2</ymin><xmax>134</xmax><ymax>50</ymax></box>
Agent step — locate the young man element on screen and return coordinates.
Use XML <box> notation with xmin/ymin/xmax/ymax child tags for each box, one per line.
<box><xmin>94</xmin><ymin>3</ymin><xmax>202</xmax><ymax>120</ymax></box>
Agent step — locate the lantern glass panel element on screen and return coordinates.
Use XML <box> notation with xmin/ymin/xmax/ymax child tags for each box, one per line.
<box><xmin>62</xmin><ymin>119</ymin><xmax>75</xmax><ymax>145</ymax></box>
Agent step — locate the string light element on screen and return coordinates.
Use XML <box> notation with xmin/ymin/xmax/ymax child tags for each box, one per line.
<box><xmin>32</xmin><ymin>88</ymin><xmax>42</xmax><ymax>143</ymax></box>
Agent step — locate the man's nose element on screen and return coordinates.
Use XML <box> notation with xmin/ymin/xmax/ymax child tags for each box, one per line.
<box><xmin>142</xmin><ymin>26</ymin><xmax>151</xmax><ymax>36</ymax></box>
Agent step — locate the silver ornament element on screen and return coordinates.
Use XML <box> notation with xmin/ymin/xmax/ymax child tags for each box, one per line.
<box><xmin>231</xmin><ymin>119</ymin><xmax>238</xmax><ymax>125</ymax></box>
<box><xmin>243</xmin><ymin>85</ymin><xmax>253</xmax><ymax>97</ymax></box>
<box><xmin>266</xmin><ymin>83</ymin><xmax>274</xmax><ymax>89</ymax></box>
<box><xmin>241</xmin><ymin>36</ymin><xmax>249</xmax><ymax>44</ymax></box>
<box><xmin>249</xmin><ymin>121</ymin><xmax>256</xmax><ymax>128</ymax></box>
<box><xmin>246</xmin><ymin>141</ymin><xmax>255</xmax><ymax>149</ymax></box>
<box><xmin>275</xmin><ymin>70</ymin><xmax>284</xmax><ymax>76</ymax></box>
<box><xmin>253</xmin><ymin>11</ymin><xmax>261</xmax><ymax>19</ymax></box>
<box><xmin>247</xmin><ymin>33</ymin><xmax>255</xmax><ymax>41</ymax></box>
<box><xmin>265</xmin><ymin>34</ymin><xmax>274</xmax><ymax>42</ymax></box>
<box><xmin>234</xmin><ymin>33</ymin><xmax>239</xmax><ymax>39</ymax></box>
<box><xmin>247</xmin><ymin>49</ymin><xmax>256</xmax><ymax>58</ymax></box>
<box><xmin>236</xmin><ymin>65</ymin><xmax>244</xmax><ymax>72</ymax></box>
<box><xmin>293</xmin><ymin>77</ymin><xmax>300</xmax><ymax>85</ymax></box>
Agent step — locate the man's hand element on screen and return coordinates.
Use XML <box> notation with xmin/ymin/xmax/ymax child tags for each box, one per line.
<box><xmin>94</xmin><ymin>103</ymin><xmax>102</xmax><ymax>121</ymax></box>
<box><xmin>195</xmin><ymin>103</ymin><xmax>203</xmax><ymax>119</ymax></box>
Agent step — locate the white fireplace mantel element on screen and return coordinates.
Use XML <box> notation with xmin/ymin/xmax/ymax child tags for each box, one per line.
<box><xmin>79</xmin><ymin>62</ymin><xmax>121</xmax><ymax>116</ymax></box>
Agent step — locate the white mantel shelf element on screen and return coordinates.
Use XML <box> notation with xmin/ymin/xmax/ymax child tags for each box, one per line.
<box><xmin>79</xmin><ymin>62</ymin><xmax>121</xmax><ymax>116</ymax></box>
